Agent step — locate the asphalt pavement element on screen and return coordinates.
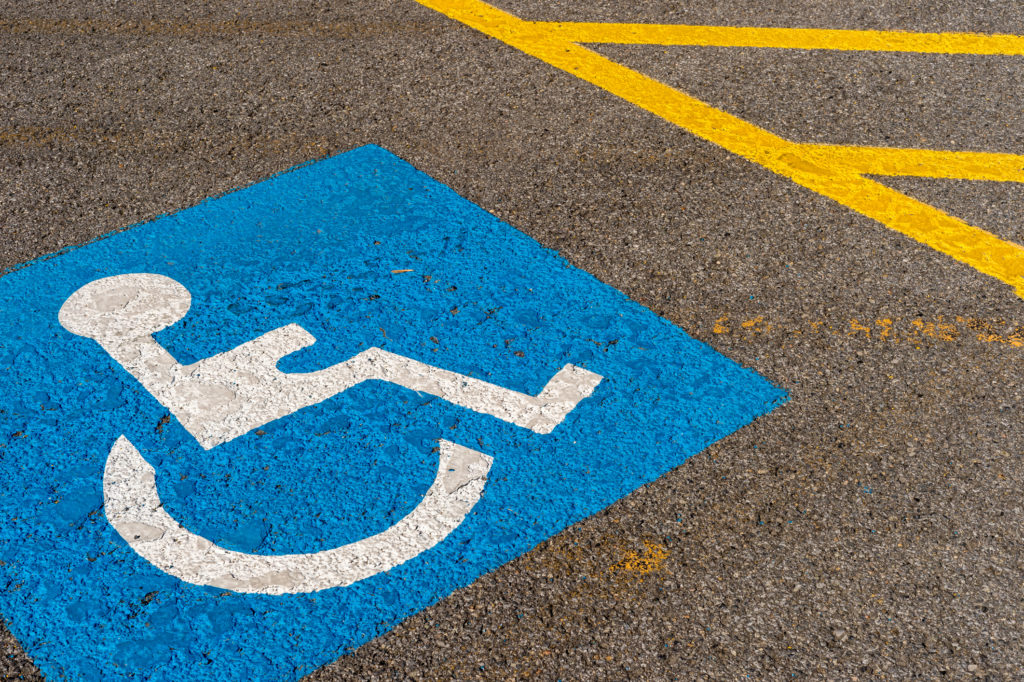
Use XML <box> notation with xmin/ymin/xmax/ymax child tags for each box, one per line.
<box><xmin>2</xmin><ymin>0</ymin><xmax>1023</xmax><ymax>678</ymax></box>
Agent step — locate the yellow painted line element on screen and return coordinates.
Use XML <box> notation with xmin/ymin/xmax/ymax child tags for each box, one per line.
<box><xmin>415</xmin><ymin>0</ymin><xmax>1024</xmax><ymax>297</ymax></box>
<box><xmin>539</xmin><ymin>22</ymin><xmax>1024</xmax><ymax>56</ymax></box>
<box><xmin>800</xmin><ymin>145</ymin><xmax>1024</xmax><ymax>183</ymax></box>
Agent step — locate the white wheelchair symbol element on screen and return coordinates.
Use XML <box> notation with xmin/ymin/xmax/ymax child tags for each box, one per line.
<box><xmin>59</xmin><ymin>274</ymin><xmax>603</xmax><ymax>594</ymax></box>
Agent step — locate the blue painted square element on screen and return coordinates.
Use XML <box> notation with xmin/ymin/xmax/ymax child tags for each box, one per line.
<box><xmin>0</xmin><ymin>145</ymin><xmax>784</xmax><ymax>680</ymax></box>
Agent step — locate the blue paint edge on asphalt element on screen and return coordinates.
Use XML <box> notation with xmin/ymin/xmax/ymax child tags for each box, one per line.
<box><xmin>0</xmin><ymin>145</ymin><xmax>786</xmax><ymax>681</ymax></box>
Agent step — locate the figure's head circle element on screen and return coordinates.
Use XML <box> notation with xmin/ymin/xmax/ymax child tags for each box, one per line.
<box><xmin>59</xmin><ymin>273</ymin><xmax>191</xmax><ymax>340</ymax></box>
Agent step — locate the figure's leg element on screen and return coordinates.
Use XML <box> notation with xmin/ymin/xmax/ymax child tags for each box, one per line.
<box><xmin>355</xmin><ymin>348</ymin><xmax>604</xmax><ymax>433</ymax></box>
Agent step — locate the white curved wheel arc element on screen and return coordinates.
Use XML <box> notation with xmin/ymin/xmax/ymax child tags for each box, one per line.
<box><xmin>103</xmin><ymin>436</ymin><xmax>493</xmax><ymax>595</ymax></box>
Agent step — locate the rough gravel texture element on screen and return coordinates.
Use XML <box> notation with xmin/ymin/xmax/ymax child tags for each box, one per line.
<box><xmin>1</xmin><ymin>0</ymin><xmax>1022</xmax><ymax>679</ymax></box>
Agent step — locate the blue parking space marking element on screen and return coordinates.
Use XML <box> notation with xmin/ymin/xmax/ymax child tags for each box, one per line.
<box><xmin>0</xmin><ymin>145</ymin><xmax>785</xmax><ymax>681</ymax></box>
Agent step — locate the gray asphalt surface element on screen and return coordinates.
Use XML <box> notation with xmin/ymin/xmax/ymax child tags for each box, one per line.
<box><xmin>2</xmin><ymin>0</ymin><xmax>1023</xmax><ymax>678</ymax></box>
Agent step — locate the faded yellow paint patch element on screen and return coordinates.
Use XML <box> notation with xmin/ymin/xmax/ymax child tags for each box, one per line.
<box><xmin>532</xmin><ymin>534</ymin><xmax>672</xmax><ymax>605</ymax></box>
<box><xmin>956</xmin><ymin>316</ymin><xmax>1024</xmax><ymax>346</ymax></box>
<box><xmin>738</xmin><ymin>315</ymin><xmax>771</xmax><ymax>336</ymax></box>
<box><xmin>713</xmin><ymin>314</ymin><xmax>730</xmax><ymax>334</ymax></box>
<box><xmin>848</xmin><ymin>319</ymin><xmax>872</xmax><ymax>338</ymax></box>
<box><xmin>415</xmin><ymin>0</ymin><xmax>1024</xmax><ymax>298</ymax></box>
<box><xmin>713</xmin><ymin>313</ymin><xmax>1024</xmax><ymax>348</ymax></box>
<box><xmin>610</xmin><ymin>540</ymin><xmax>670</xmax><ymax>577</ymax></box>
<box><xmin>911</xmin><ymin>317</ymin><xmax>958</xmax><ymax>341</ymax></box>
<box><xmin>741</xmin><ymin>315</ymin><xmax>765</xmax><ymax>328</ymax></box>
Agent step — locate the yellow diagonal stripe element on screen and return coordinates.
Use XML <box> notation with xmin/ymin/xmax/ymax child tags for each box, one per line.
<box><xmin>416</xmin><ymin>0</ymin><xmax>1024</xmax><ymax>297</ymax></box>
<box><xmin>540</xmin><ymin>22</ymin><xmax>1024</xmax><ymax>56</ymax></box>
